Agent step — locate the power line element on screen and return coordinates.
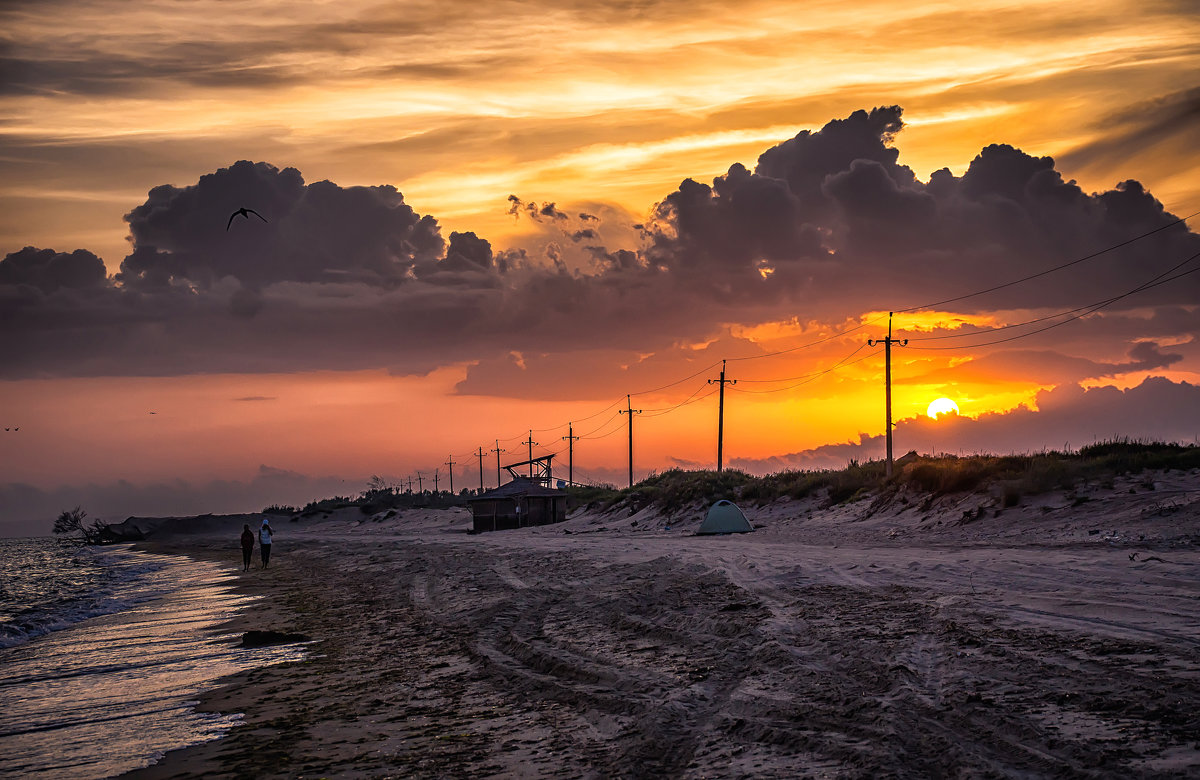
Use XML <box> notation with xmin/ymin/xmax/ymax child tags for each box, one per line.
<box><xmin>424</xmin><ymin>211</ymin><xmax>1199</xmax><ymax>477</ymax></box>
<box><xmin>629</xmin><ymin>360</ymin><xmax>723</xmax><ymax>396</ymax></box>
<box><xmin>895</xmin><ymin>210</ymin><xmax>1199</xmax><ymax>313</ymax></box>
<box><xmin>907</xmin><ymin>249</ymin><xmax>1200</xmax><ymax>350</ymax></box>
<box><xmin>718</xmin><ymin>211</ymin><xmax>1198</xmax><ymax>365</ymax></box>
<box><xmin>735</xmin><ymin>343</ymin><xmax>871</xmax><ymax>388</ymax></box>
<box><xmin>723</xmin><ymin>316</ymin><xmax>887</xmax><ymax>363</ymax></box>
<box><xmin>641</xmin><ymin>382</ymin><xmax>718</xmax><ymax>417</ymax></box>
<box><xmin>581</xmin><ymin>415</ymin><xmax>627</xmax><ymax>441</ymax></box>
<box><xmin>905</xmin><ymin>248</ymin><xmax>1200</xmax><ymax>346</ymax></box>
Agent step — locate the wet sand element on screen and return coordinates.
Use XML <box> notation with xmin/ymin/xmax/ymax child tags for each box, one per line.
<box><xmin>123</xmin><ymin>471</ymin><xmax>1200</xmax><ymax>778</ymax></box>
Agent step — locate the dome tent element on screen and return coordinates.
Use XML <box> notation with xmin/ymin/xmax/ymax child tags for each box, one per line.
<box><xmin>696</xmin><ymin>500</ymin><xmax>754</xmax><ymax>535</ymax></box>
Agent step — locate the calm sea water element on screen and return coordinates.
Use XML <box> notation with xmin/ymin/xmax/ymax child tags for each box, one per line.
<box><xmin>0</xmin><ymin>538</ymin><xmax>305</xmax><ymax>778</ymax></box>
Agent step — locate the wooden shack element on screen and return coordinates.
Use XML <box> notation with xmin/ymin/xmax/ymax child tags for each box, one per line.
<box><xmin>467</xmin><ymin>477</ymin><xmax>568</xmax><ymax>533</ymax></box>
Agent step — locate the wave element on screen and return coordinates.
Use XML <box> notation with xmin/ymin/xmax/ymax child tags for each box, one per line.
<box><xmin>0</xmin><ymin>540</ymin><xmax>173</xmax><ymax>649</ymax></box>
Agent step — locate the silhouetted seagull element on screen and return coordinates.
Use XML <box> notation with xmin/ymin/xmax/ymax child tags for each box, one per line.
<box><xmin>226</xmin><ymin>207</ymin><xmax>268</xmax><ymax>231</ymax></box>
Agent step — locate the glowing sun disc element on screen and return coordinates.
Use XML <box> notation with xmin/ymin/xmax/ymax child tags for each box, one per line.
<box><xmin>927</xmin><ymin>397</ymin><xmax>960</xmax><ymax>419</ymax></box>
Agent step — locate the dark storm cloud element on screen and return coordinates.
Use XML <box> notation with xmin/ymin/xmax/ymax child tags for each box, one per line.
<box><xmin>0</xmin><ymin>246</ymin><xmax>107</xmax><ymax>293</ymax></box>
<box><xmin>642</xmin><ymin>106</ymin><xmax>1200</xmax><ymax>313</ymax></box>
<box><xmin>910</xmin><ymin>342</ymin><xmax>1183</xmax><ymax>386</ymax></box>
<box><xmin>731</xmin><ymin>377</ymin><xmax>1200</xmax><ymax>473</ymax></box>
<box><xmin>119</xmin><ymin>161</ymin><xmax>443</xmax><ymax>289</ymax></box>
<box><xmin>2</xmin><ymin>107</ymin><xmax>1199</xmax><ymax>387</ymax></box>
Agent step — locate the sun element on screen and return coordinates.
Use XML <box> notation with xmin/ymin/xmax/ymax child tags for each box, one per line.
<box><xmin>927</xmin><ymin>397</ymin><xmax>960</xmax><ymax>419</ymax></box>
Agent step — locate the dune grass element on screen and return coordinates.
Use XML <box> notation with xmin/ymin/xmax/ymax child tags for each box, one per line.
<box><xmin>283</xmin><ymin>439</ymin><xmax>1200</xmax><ymax>520</ymax></box>
<box><xmin>593</xmin><ymin>439</ymin><xmax>1200</xmax><ymax>515</ymax></box>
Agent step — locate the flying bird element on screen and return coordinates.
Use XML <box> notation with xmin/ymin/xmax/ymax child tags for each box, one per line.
<box><xmin>226</xmin><ymin>207</ymin><xmax>268</xmax><ymax>231</ymax></box>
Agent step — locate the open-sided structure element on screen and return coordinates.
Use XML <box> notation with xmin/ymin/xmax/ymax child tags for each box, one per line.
<box><xmin>467</xmin><ymin>476</ymin><xmax>568</xmax><ymax>533</ymax></box>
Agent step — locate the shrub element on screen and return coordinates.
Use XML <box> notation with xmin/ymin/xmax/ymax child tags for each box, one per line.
<box><xmin>52</xmin><ymin>506</ymin><xmax>109</xmax><ymax>544</ymax></box>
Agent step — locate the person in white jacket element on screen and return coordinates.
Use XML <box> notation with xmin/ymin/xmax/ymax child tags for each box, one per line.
<box><xmin>259</xmin><ymin>518</ymin><xmax>273</xmax><ymax>568</ymax></box>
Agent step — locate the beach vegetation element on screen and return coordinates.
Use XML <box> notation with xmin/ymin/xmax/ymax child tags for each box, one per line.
<box><xmin>52</xmin><ymin>505</ymin><xmax>110</xmax><ymax>544</ymax></box>
<box><xmin>592</xmin><ymin>439</ymin><xmax>1200</xmax><ymax>516</ymax></box>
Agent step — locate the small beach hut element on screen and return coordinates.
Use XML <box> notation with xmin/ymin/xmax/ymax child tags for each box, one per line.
<box><xmin>696</xmin><ymin>500</ymin><xmax>754</xmax><ymax>535</ymax></box>
<box><xmin>467</xmin><ymin>477</ymin><xmax>568</xmax><ymax>533</ymax></box>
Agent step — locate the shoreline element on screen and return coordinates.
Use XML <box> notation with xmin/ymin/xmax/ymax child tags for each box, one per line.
<box><xmin>118</xmin><ymin>485</ymin><xmax>1200</xmax><ymax>778</ymax></box>
<box><xmin>0</xmin><ymin>540</ymin><xmax>299</xmax><ymax>780</ymax></box>
<box><xmin>118</xmin><ymin>535</ymin><xmax>316</xmax><ymax>779</ymax></box>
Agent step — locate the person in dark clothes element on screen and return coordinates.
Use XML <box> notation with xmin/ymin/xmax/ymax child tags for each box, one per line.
<box><xmin>259</xmin><ymin>518</ymin><xmax>273</xmax><ymax>568</ymax></box>
<box><xmin>240</xmin><ymin>524</ymin><xmax>254</xmax><ymax>571</ymax></box>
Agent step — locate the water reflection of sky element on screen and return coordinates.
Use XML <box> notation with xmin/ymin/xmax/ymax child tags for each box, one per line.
<box><xmin>0</xmin><ymin>552</ymin><xmax>307</xmax><ymax>779</ymax></box>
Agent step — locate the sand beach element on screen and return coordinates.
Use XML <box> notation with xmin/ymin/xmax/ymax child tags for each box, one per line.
<box><xmin>121</xmin><ymin>470</ymin><xmax>1200</xmax><ymax>779</ymax></box>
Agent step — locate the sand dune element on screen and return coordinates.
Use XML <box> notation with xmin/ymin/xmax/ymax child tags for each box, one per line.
<box><xmin>123</xmin><ymin>469</ymin><xmax>1200</xmax><ymax>778</ymax></box>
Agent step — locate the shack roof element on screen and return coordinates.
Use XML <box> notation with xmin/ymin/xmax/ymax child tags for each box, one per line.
<box><xmin>467</xmin><ymin>477</ymin><xmax>567</xmax><ymax>502</ymax></box>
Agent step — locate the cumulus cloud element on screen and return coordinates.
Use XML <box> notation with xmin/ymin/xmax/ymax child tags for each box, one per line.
<box><xmin>643</xmin><ymin>106</ymin><xmax>1200</xmax><ymax>312</ymax></box>
<box><xmin>119</xmin><ymin>160</ymin><xmax>444</xmax><ymax>289</ymax></box>
<box><xmin>731</xmin><ymin>377</ymin><xmax>1200</xmax><ymax>473</ymax></box>
<box><xmin>0</xmin><ymin>247</ymin><xmax>108</xmax><ymax>293</ymax></box>
<box><xmin>2</xmin><ymin>109</ymin><xmax>1198</xmax><ymax>396</ymax></box>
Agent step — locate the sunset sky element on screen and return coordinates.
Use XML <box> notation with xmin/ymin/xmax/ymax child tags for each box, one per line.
<box><xmin>2</xmin><ymin>0</ymin><xmax>1199</xmax><ymax>534</ymax></box>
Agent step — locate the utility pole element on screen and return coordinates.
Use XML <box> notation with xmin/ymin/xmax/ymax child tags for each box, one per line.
<box><xmin>522</xmin><ymin>430</ymin><xmax>538</xmax><ymax>478</ymax></box>
<box><xmin>416</xmin><ymin>471</ymin><xmax>424</xmax><ymax>493</ymax></box>
<box><xmin>708</xmin><ymin>359</ymin><xmax>737</xmax><ymax>472</ymax></box>
<box><xmin>475</xmin><ymin>446</ymin><xmax>486</xmax><ymax>492</ymax></box>
<box><xmin>868</xmin><ymin>312</ymin><xmax>908</xmax><ymax>479</ymax></box>
<box><xmin>492</xmin><ymin>440</ymin><xmax>505</xmax><ymax>487</ymax></box>
<box><xmin>445</xmin><ymin>456</ymin><xmax>455</xmax><ymax>495</ymax></box>
<box><xmin>433</xmin><ymin>468</ymin><xmax>439</xmax><ymax>494</ymax></box>
<box><xmin>618</xmin><ymin>394</ymin><xmax>642</xmax><ymax>489</ymax></box>
<box><xmin>406</xmin><ymin>476</ymin><xmax>413</xmax><ymax>493</ymax></box>
<box><xmin>562</xmin><ymin>423</ymin><xmax>579</xmax><ymax>487</ymax></box>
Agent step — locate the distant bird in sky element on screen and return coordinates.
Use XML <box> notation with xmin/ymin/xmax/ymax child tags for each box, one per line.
<box><xmin>226</xmin><ymin>207</ymin><xmax>267</xmax><ymax>231</ymax></box>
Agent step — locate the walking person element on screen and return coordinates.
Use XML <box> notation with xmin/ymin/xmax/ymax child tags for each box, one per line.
<box><xmin>259</xmin><ymin>518</ymin><xmax>273</xmax><ymax>568</ymax></box>
<box><xmin>240</xmin><ymin>523</ymin><xmax>254</xmax><ymax>571</ymax></box>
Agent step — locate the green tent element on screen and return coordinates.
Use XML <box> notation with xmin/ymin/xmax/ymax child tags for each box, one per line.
<box><xmin>696</xmin><ymin>500</ymin><xmax>754</xmax><ymax>535</ymax></box>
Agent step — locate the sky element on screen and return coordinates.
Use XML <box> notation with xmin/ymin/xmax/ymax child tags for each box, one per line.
<box><xmin>2</xmin><ymin>0</ymin><xmax>1199</xmax><ymax>535</ymax></box>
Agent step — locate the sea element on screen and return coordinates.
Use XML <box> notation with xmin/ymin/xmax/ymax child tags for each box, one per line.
<box><xmin>0</xmin><ymin>537</ymin><xmax>306</xmax><ymax>779</ymax></box>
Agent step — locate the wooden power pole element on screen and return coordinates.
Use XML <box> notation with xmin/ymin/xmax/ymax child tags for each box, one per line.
<box><xmin>562</xmin><ymin>423</ymin><xmax>579</xmax><ymax>487</ymax></box>
<box><xmin>868</xmin><ymin>312</ymin><xmax>908</xmax><ymax>478</ymax></box>
<box><xmin>522</xmin><ymin>430</ymin><xmax>538</xmax><ymax>478</ymax></box>
<box><xmin>618</xmin><ymin>395</ymin><xmax>642</xmax><ymax>488</ymax></box>
<box><xmin>491</xmin><ymin>440</ymin><xmax>505</xmax><ymax>488</ymax></box>
<box><xmin>475</xmin><ymin>446</ymin><xmax>486</xmax><ymax>492</ymax></box>
<box><xmin>708</xmin><ymin>359</ymin><xmax>737</xmax><ymax>472</ymax></box>
<box><xmin>445</xmin><ymin>456</ymin><xmax>455</xmax><ymax>495</ymax></box>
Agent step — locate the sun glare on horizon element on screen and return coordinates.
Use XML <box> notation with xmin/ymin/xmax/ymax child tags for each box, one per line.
<box><xmin>927</xmin><ymin>397</ymin><xmax>960</xmax><ymax>419</ymax></box>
